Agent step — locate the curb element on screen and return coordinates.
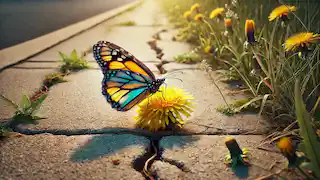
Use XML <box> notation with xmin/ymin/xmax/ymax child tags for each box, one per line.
<box><xmin>0</xmin><ymin>0</ymin><xmax>143</xmax><ymax>72</ymax></box>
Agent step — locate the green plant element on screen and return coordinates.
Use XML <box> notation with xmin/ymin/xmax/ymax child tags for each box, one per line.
<box><xmin>43</xmin><ymin>72</ymin><xmax>67</xmax><ymax>88</ymax></box>
<box><xmin>161</xmin><ymin>0</ymin><xmax>320</xmax><ymax>126</ymax></box>
<box><xmin>0</xmin><ymin>123</ymin><xmax>12</xmax><ymax>137</ymax></box>
<box><xmin>295</xmin><ymin>79</ymin><xmax>320</xmax><ymax>179</ymax></box>
<box><xmin>0</xmin><ymin>93</ymin><xmax>47</xmax><ymax>127</ymax></box>
<box><xmin>216</xmin><ymin>106</ymin><xmax>235</xmax><ymax>116</ymax></box>
<box><xmin>117</xmin><ymin>20</ymin><xmax>137</xmax><ymax>26</ymax></box>
<box><xmin>174</xmin><ymin>51</ymin><xmax>201</xmax><ymax>64</ymax></box>
<box><xmin>59</xmin><ymin>49</ymin><xmax>89</xmax><ymax>73</ymax></box>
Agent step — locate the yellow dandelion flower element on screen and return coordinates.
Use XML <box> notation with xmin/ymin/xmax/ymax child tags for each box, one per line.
<box><xmin>269</xmin><ymin>5</ymin><xmax>296</xmax><ymax>21</ymax></box>
<box><xmin>134</xmin><ymin>86</ymin><xmax>195</xmax><ymax>131</ymax></box>
<box><xmin>191</xmin><ymin>3</ymin><xmax>200</xmax><ymax>13</ymax></box>
<box><xmin>245</xmin><ymin>19</ymin><xmax>256</xmax><ymax>43</ymax></box>
<box><xmin>284</xmin><ymin>32</ymin><xmax>320</xmax><ymax>52</ymax></box>
<box><xmin>183</xmin><ymin>11</ymin><xmax>192</xmax><ymax>21</ymax></box>
<box><xmin>277</xmin><ymin>137</ymin><xmax>293</xmax><ymax>155</ymax></box>
<box><xmin>209</xmin><ymin>8</ymin><xmax>224</xmax><ymax>19</ymax></box>
<box><xmin>194</xmin><ymin>14</ymin><xmax>204</xmax><ymax>22</ymax></box>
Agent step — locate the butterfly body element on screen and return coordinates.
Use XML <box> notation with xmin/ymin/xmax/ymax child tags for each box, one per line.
<box><xmin>93</xmin><ymin>41</ymin><xmax>165</xmax><ymax>111</ymax></box>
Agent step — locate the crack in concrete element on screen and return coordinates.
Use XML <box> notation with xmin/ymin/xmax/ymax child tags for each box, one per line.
<box><xmin>13</xmin><ymin>126</ymin><xmax>269</xmax><ymax>137</ymax></box>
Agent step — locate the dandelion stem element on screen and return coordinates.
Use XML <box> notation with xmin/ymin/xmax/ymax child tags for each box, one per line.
<box><xmin>207</xmin><ymin>72</ymin><xmax>231</xmax><ymax>109</ymax></box>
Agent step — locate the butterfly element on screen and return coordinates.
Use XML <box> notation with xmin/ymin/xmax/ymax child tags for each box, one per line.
<box><xmin>93</xmin><ymin>41</ymin><xmax>165</xmax><ymax>111</ymax></box>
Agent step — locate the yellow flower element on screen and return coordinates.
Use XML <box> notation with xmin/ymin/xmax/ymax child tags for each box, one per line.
<box><xmin>269</xmin><ymin>5</ymin><xmax>296</xmax><ymax>21</ymax></box>
<box><xmin>194</xmin><ymin>14</ymin><xmax>204</xmax><ymax>22</ymax></box>
<box><xmin>191</xmin><ymin>3</ymin><xmax>200</xmax><ymax>13</ymax></box>
<box><xmin>245</xmin><ymin>20</ymin><xmax>256</xmax><ymax>43</ymax></box>
<box><xmin>134</xmin><ymin>86</ymin><xmax>195</xmax><ymax>131</ymax></box>
<box><xmin>284</xmin><ymin>32</ymin><xmax>320</xmax><ymax>52</ymax></box>
<box><xmin>209</xmin><ymin>8</ymin><xmax>224</xmax><ymax>19</ymax></box>
<box><xmin>183</xmin><ymin>11</ymin><xmax>192</xmax><ymax>21</ymax></box>
<box><xmin>277</xmin><ymin>137</ymin><xmax>293</xmax><ymax>155</ymax></box>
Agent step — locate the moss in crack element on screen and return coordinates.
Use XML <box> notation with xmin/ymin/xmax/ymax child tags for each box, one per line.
<box><xmin>117</xmin><ymin>20</ymin><xmax>137</xmax><ymax>26</ymax></box>
<box><xmin>43</xmin><ymin>72</ymin><xmax>68</xmax><ymax>88</ymax></box>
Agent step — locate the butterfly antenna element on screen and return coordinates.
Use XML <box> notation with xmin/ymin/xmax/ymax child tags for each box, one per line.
<box><xmin>163</xmin><ymin>82</ymin><xmax>168</xmax><ymax>88</ymax></box>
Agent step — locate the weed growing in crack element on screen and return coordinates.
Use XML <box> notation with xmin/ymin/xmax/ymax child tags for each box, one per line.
<box><xmin>0</xmin><ymin>92</ymin><xmax>47</xmax><ymax>132</ymax></box>
<box><xmin>174</xmin><ymin>51</ymin><xmax>201</xmax><ymax>64</ymax></box>
<box><xmin>117</xmin><ymin>20</ymin><xmax>137</xmax><ymax>26</ymax></box>
<box><xmin>59</xmin><ymin>49</ymin><xmax>89</xmax><ymax>73</ymax></box>
<box><xmin>43</xmin><ymin>72</ymin><xmax>68</xmax><ymax>88</ymax></box>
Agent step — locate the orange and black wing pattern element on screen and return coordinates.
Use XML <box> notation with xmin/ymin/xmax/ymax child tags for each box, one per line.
<box><xmin>93</xmin><ymin>41</ymin><xmax>163</xmax><ymax>111</ymax></box>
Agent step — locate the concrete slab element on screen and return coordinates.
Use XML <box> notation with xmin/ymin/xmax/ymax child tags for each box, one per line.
<box><xmin>0</xmin><ymin>0</ymin><xmax>143</xmax><ymax>69</ymax></box>
<box><xmin>156</xmin><ymin>135</ymin><xmax>289</xmax><ymax>180</ymax></box>
<box><xmin>0</xmin><ymin>68</ymin><xmax>56</xmax><ymax>119</ymax></box>
<box><xmin>0</xmin><ymin>134</ymin><xmax>148</xmax><ymax>180</ymax></box>
<box><xmin>0</xmin><ymin>0</ymin><xmax>163</xmax><ymax>124</ymax></box>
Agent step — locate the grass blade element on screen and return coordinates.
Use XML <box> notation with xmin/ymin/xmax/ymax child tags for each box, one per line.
<box><xmin>295</xmin><ymin>79</ymin><xmax>320</xmax><ymax>178</ymax></box>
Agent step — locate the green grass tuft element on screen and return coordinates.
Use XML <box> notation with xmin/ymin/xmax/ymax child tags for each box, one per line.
<box><xmin>117</xmin><ymin>20</ymin><xmax>137</xmax><ymax>26</ymax></box>
<box><xmin>59</xmin><ymin>49</ymin><xmax>90</xmax><ymax>73</ymax></box>
<box><xmin>174</xmin><ymin>52</ymin><xmax>201</xmax><ymax>64</ymax></box>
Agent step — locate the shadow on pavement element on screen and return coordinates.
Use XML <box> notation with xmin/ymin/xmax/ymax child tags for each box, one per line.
<box><xmin>70</xmin><ymin>134</ymin><xmax>200</xmax><ymax>163</ymax></box>
<box><xmin>71</xmin><ymin>134</ymin><xmax>149</xmax><ymax>162</ymax></box>
<box><xmin>232</xmin><ymin>165</ymin><xmax>249</xmax><ymax>179</ymax></box>
<box><xmin>160</xmin><ymin>135</ymin><xmax>200</xmax><ymax>149</ymax></box>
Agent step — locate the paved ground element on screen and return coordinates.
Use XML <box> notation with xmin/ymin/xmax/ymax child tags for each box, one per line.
<box><xmin>0</xmin><ymin>0</ymin><xmax>291</xmax><ymax>179</ymax></box>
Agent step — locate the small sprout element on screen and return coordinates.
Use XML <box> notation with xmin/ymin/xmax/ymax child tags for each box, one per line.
<box><xmin>174</xmin><ymin>52</ymin><xmax>201</xmax><ymax>64</ymax></box>
<box><xmin>224</xmin><ymin>137</ymin><xmax>250</xmax><ymax>168</ymax></box>
<box><xmin>117</xmin><ymin>20</ymin><xmax>136</xmax><ymax>26</ymax></box>
<box><xmin>59</xmin><ymin>50</ymin><xmax>90</xmax><ymax>73</ymax></box>
<box><xmin>216</xmin><ymin>106</ymin><xmax>235</xmax><ymax>116</ymax></box>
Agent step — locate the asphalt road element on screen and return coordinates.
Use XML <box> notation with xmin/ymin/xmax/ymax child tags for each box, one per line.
<box><xmin>0</xmin><ymin>0</ymin><xmax>135</xmax><ymax>49</ymax></box>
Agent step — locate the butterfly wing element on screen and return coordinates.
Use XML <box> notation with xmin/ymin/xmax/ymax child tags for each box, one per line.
<box><xmin>102</xmin><ymin>69</ymin><xmax>153</xmax><ymax>111</ymax></box>
<box><xmin>93</xmin><ymin>41</ymin><xmax>156</xmax><ymax>111</ymax></box>
<box><xmin>93</xmin><ymin>41</ymin><xmax>155</xmax><ymax>80</ymax></box>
